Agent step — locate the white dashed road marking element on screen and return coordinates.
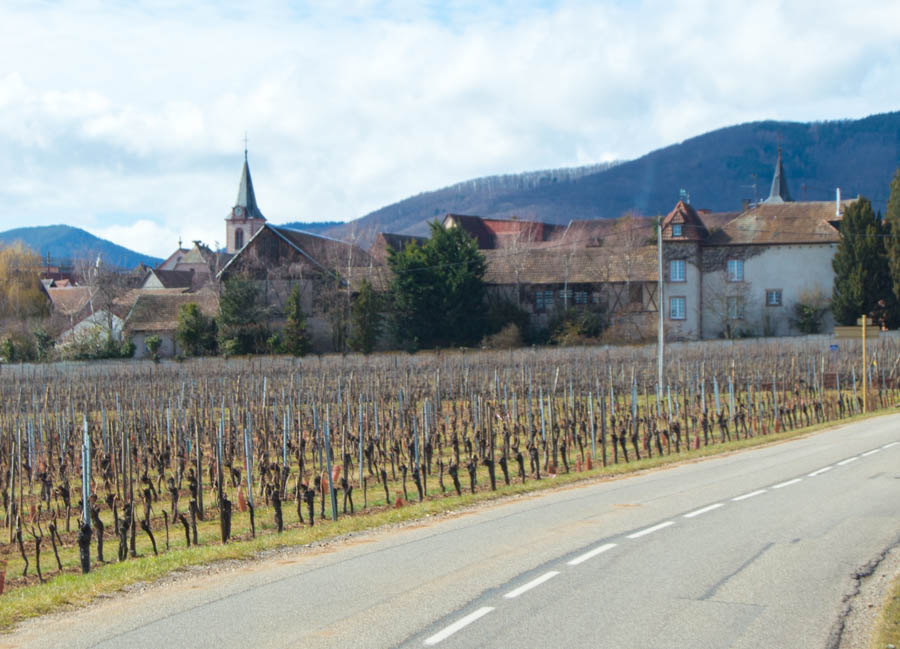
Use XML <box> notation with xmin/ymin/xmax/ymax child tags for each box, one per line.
<box><xmin>883</xmin><ymin>442</ymin><xmax>899</xmax><ymax>449</ymax></box>
<box><xmin>567</xmin><ymin>543</ymin><xmax>617</xmax><ymax>566</ymax></box>
<box><xmin>627</xmin><ymin>521</ymin><xmax>674</xmax><ymax>539</ymax></box>
<box><xmin>424</xmin><ymin>607</ymin><xmax>495</xmax><ymax>646</ymax></box>
<box><xmin>772</xmin><ymin>478</ymin><xmax>802</xmax><ymax>489</ymax></box>
<box><xmin>809</xmin><ymin>466</ymin><xmax>833</xmax><ymax>477</ymax></box>
<box><xmin>837</xmin><ymin>457</ymin><xmax>859</xmax><ymax>466</ymax></box>
<box><xmin>862</xmin><ymin>449</ymin><xmax>881</xmax><ymax>457</ymax></box>
<box><xmin>684</xmin><ymin>503</ymin><xmax>724</xmax><ymax>519</ymax></box>
<box><xmin>732</xmin><ymin>489</ymin><xmax>766</xmax><ymax>502</ymax></box>
<box><xmin>504</xmin><ymin>571</ymin><xmax>560</xmax><ymax>599</ymax></box>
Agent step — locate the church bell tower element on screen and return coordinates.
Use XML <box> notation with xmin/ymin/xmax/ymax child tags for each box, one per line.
<box><xmin>225</xmin><ymin>148</ymin><xmax>266</xmax><ymax>253</ymax></box>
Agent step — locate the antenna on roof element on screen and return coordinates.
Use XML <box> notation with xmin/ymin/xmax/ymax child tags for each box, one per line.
<box><xmin>679</xmin><ymin>188</ymin><xmax>690</xmax><ymax>204</ymax></box>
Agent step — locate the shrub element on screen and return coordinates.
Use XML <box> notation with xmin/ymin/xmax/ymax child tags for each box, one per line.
<box><xmin>792</xmin><ymin>288</ymin><xmax>829</xmax><ymax>334</ymax></box>
<box><xmin>549</xmin><ymin>308</ymin><xmax>606</xmax><ymax>346</ymax></box>
<box><xmin>482</xmin><ymin>323</ymin><xmax>522</xmax><ymax>349</ymax></box>
<box><xmin>145</xmin><ymin>335</ymin><xmax>162</xmax><ymax>362</ymax></box>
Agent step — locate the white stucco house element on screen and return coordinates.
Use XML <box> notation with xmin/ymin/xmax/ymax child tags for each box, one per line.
<box><xmin>660</xmin><ymin>151</ymin><xmax>851</xmax><ymax>339</ymax></box>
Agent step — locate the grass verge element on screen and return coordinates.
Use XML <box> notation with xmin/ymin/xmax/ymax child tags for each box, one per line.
<box><xmin>1</xmin><ymin>407</ymin><xmax>895</xmax><ymax>632</ymax></box>
<box><xmin>871</xmin><ymin>569</ymin><xmax>900</xmax><ymax>649</ymax></box>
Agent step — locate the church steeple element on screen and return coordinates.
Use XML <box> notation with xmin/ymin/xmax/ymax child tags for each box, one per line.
<box><xmin>764</xmin><ymin>148</ymin><xmax>793</xmax><ymax>204</ymax></box>
<box><xmin>226</xmin><ymin>147</ymin><xmax>267</xmax><ymax>253</ymax></box>
<box><xmin>233</xmin><ymin>152</ymin><xmax>266</xmax><ymax>222</ymax></box>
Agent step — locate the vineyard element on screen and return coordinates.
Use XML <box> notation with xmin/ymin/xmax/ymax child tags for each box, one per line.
<box><xmin>1</xmin><ymin>335</ymin><xmax>898</xmax><ymax>605</ymax></box>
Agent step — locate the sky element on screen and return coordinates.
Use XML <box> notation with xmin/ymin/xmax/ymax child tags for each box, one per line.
<box><xmin>1</xmin><ymin>0</ymin><xmax>900</xmax><ymax>259</ymax></box>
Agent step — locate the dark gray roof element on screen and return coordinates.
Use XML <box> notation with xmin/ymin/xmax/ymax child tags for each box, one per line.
<box><xmin>765</xmin><ymin>149</ymin><xmax>792</xmax><ymax>204</ymax></box>
<box><xmin>234</xmin><ymin>153</ymin><xmax>266</xmax><ymax>221</ymax></box>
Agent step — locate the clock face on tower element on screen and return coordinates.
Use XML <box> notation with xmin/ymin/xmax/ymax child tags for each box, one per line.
<box><xmin>232</xmin><ymin>206</ymin><xmax>244</xmax><ymax>218</ymax></box>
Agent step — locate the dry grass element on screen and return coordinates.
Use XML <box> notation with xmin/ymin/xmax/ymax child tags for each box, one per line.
<box><xmin>871</xmin><ymin>572</ymin><xmax>900</xmax><ymax>649</ymax></box>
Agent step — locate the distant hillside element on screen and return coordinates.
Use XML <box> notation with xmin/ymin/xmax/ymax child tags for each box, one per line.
<box><xmin>0</xmin><ymin>225</ymin><xmax>161</xmax><ymax>269</ymax></box>
<box><xmin>330</xmin><ymin>111</ymin><xmax>900</xmax><ymax>243</ymax></box>
<box><xmin>278</xmin><ymin>220</ymin><xmax>345</xmax><ymax>235</ymax></box>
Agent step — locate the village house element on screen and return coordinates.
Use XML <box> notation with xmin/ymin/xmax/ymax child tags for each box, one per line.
<box><xmin>124</xmin><ymin>290</ymin><xmax>219</xmax><ymax>359</ymax></box>
<box><xmin>661</xmin><ymin>151</ymin><xmax>849</xmax><ymax>339</ymax></box>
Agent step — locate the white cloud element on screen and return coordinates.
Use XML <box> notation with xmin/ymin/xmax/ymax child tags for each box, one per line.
<box><xmin>0</xmin><ymin>0</ymin><xmax>899</xmax><ymax>258</ymax></box>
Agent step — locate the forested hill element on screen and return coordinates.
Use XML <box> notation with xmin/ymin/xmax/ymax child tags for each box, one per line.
<box><xmin>328</xmin><ymin>111</ymin><xmax>900</xmax><ymax>243</ymax></box>
<box><xmin>0</xmin><ymin>225</ymin><xmax>161</xmax><ymax>269</ymax></box>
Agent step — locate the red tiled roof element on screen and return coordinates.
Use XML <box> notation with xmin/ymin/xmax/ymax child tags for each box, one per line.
<box><xmin>47</xmin><ymin>287</ymin><xmax>92</xmax><ymax>316</ymax></box>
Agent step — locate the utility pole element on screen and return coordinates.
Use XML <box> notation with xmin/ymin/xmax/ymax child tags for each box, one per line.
<box><xmin>862</xmin><ymin>314</ymin><xmax>867</xmax><ymax>413</ymax></box>
<box><xmin>657</xmin><ymin>216</ymin><xmax>664</xmax><ymax>392</ymax></box>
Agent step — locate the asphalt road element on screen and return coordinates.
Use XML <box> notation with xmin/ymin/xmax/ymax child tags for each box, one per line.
<box><xmin>8</xmin><ymin>414</ymin><xmax>900</xmax><ymax>649</ymax></box>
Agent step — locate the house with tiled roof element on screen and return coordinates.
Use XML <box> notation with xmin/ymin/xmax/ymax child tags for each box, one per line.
<box><xmin>661</xmin><ymin>150</ymin><xmax>851</xmax><ymax>339</ymax></box>
<box><xmin>124</xmin><ymin>290</ymin><xmax>219</xmax><ymax>358</ymax></box>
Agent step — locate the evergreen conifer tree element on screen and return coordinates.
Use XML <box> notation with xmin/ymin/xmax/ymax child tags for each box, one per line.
<box><xmin>388</xmin><ymin>221</ymin><xmax>487</xmax><ymax>349</ymax></box>
<box><xmin>282</xmin><ymin>285</ymin><xmax>311</xmax><ymax>356</ymax></box>
<box><xmin>349</xmin><ymin>279</ymin><xmax>381</xmax><ymax>354</ymax></box>
<box><xmin>832</xmin><ymin>197</ymin><xmax>892</xmax><ymax>326</ymax></box>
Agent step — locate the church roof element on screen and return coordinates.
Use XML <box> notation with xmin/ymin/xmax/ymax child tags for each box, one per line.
<box><xmin>764</xmin><ymin>149</ymin><xmax>793</xmax><ymax>204</ymax></box>
<box><xmin>234</xmin><ymin>153</ymin><xmax>266</xmax><ymax>221</ymax></box>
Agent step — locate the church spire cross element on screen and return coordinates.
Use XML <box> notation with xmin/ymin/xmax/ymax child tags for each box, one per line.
<box><xmin>243</xmin><ymin>132</ymin><xmax>248</xmax><ymax>161</ymax></box>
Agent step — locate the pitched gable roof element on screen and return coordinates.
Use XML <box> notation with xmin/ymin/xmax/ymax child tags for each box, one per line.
<box><xmin>661</xmin><ymin>200</ymin><xmax>709</xmax><ymax>241</ymax></box>
<box><xmin>124</xmin><ymin>291</ymin><xmax>218</xmax><ymax>333</ymax></box>
<box><xmin>482</xmin><ymin>242</ymin><xmax>657</xmax><ymax>285</ymax></box>
<box><xmin>47</xmin><ymin>286</ymin><xmax>92</xmax><ymax>317</ymax></box>
<box><xmin>142</xmin><ymin>269</ymin><xmax>195</xmax><ymax>289</ymax></box>
<box><xmin>705</xmin><ymin>200</ymin><xmax>852</xmax><ymax>245</ymax></box>
<box><xmin>217</xmin><ymin>223</ymin><xmax>371</xmax><ymax>282</ymax></box>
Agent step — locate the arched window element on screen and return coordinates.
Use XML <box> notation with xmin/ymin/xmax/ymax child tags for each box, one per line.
<box><xmin>235</xmin><ymin>229</ymin><xmax>244</xmax><ymax>249</ymax></box>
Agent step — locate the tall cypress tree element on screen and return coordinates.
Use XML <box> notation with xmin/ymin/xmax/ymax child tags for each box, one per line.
<box><xmin>832</xmin><ymin>197</ymin><xmax>892</xmax><ymax>326</ymax></box>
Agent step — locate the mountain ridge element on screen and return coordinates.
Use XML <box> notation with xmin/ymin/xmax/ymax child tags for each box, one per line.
<box><xmin>327</xmin><ymin>111</ymin><xmax>900</xmax><ymax>243</ymax></box>
<box><xmin>0</xmin><ymin>224</ymin><xmax>162</xmax><ymax>269</ymax></box>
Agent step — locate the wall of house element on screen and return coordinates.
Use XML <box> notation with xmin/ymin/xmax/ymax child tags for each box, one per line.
<box><xmin>142</xmin><ymin>274</ymin><xmax>166</xmax><ymax>289</ymax></box>
<box><xmin>700</xmin><ymin>243</ymin><xmax>837</xmax><ymax>339</ymax></box>
<box><xmin>663</xmin><ymin>242</ymin><xmax>702</xmax><ymax>341</ymax></box>
<box><xmin>131</xmin><ymin>331</ymin><xmax>178</xmax><ymax>359</ymax></box>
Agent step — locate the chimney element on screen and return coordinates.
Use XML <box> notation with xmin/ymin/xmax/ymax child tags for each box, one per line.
<box><xmin>836</xmin><ymin>187</ymin><xmax>841</xmax><ymax>217</ymax></box>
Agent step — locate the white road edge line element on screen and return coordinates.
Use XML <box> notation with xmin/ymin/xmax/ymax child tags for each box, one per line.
<box><xmin>837</xmin><ymin>457</ymin><xmax>859</xmax><ymax>466</ymax></box>
<box><xmin>809</xmin><ymin>466</ymin><xmax>833</xmax><ymax>477</ymax></box>
<box><xmin>424</xmin><ymin>607</ymin><xmax>495</xmax><ymax>646</ymax></box>
<box><xmin>862</xmin><ymin>449</ymin><xmax>881</xmax><ymax>457</ymax></box>
<box><xmin>627</xmin><ymin>521</ymin><xmax>675</xmax><ymax>539</ymax></box>
<box><xmin>684</xmin><ymin>503</ymin><xmax>724</xmax><ymax>519</ymax></box>
<box><xmin>772</xmin><ymin>478</ymin><xmax>803</xmax><ymax>489</ymax></box>
<box><xmin>883</xmin><ymin>442</ymin><xmax>899</xmax><ymax>449</ymax></box>
<box><xmin>568</xmin><ymin>543</ymin><xmax>617</xmax><ymax>566</ymax></box>
<box><xmin>732</xmin><ymin>489</ymin><xmax>766</xmax><ymax>502</ymax></box>
<box><xmin>504</xmin><ymin>571</ymin><xmax>560</xmax><ymax>599</ymax></box>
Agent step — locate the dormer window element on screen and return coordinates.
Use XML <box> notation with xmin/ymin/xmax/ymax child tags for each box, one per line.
<box><xmin>672</xmin><ymin>224</ymin><xmax>683</xmax><ymax>237</ymax></box>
